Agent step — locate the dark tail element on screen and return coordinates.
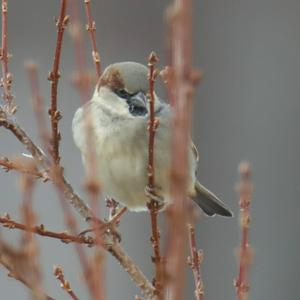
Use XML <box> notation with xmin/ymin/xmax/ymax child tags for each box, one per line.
<box><xmin>193</xmin><ymin>181</ymin><xmax>233</xmax><ymax>217</ymax></box>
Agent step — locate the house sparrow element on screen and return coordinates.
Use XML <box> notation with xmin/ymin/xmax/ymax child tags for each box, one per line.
<box><xmin>72</xmin><ymin>62</ymin><xmax>232</xmax><ymax>217</ymax></box>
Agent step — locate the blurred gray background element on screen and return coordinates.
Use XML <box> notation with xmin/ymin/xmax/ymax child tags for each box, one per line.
<box><xmin>0</xmin><ymin>0</ymin><xmax>299</xmax><ymax>299</ymax></box>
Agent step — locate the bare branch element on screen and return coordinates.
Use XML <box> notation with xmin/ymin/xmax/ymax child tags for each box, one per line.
<box><xmin>146</xmin><ymin>52</ymin><xmax>164</xmax><ymax>299</ymax></box>
<box><xmin>0</xmin><ymin>109</ymin><xmax>48</xmax><ymax>166</ymax></box>
<box><xmin>82</xmin><ymin>0</ymin><xmax>101</xmax><ymax>77</ymax></box>
<box><xmin>48</xmin><ymin>0</ymin><xmax>69</xmax><ymax>164</ymax></box>
<box><xmin>0</xmin><ymin>0</ymin><xmax>16</xmax><ymax>113</ymax></box>
<box><xmin>25</xmin><ymin>62</ymin><xmax>51</xmax><ymax>154</ymax></box>
<box><xmin>0</xmin><ymin>156</ymin><xmax>48</xmax><ymax>181</ymax></box>
<box><xmin>107</xmin><ymin>243</ymin><xmax>155</xmax><ymax>299</ymax></box>
<box><xmin>69</xmin><ymin>0</ymin><xmax>94</xmax><ymax>102</ymax></box>
<box><xmin>0</xmin><ymin>214</ymin><xmax>95</xmax><ymax>246</ymax></box>
<box><xmin>0</xmin><ymin>240</ymin><xmax>55</xmax><ymax>300</ymax></box>
<box><xmin>53</xmin><ymin>265</ymin><xmax>80</xmax><ymax>300</ymax></box>
<box><xmin>19</xmin><ymin>170</ymin><xmax>44</xmax><ymax>294</ymax></box>
<box><xmin>234</xmin><ymin>162</ymin><xmax>253</xmax><ymax>300</ymax></box>
<box><xmin>187</xmin><ymin>223</ymin><xmax>204</xmax><ymax>300</ymax></box>
<box><xmin>164</xmin><ymin>0</ymin><xmax>202</xmax><ymax>299</ymax></box>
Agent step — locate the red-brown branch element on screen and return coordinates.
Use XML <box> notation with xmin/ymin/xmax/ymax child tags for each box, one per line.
<box><xmin>0</xmin><ymin>105</ymin><xmax>155</xmax><ymax>300</ymax></box>
<box><xmin>48</xmin><ymin>0</ymin><xmax>69</xmax><ymax>164</ymax></box>
<box><xmin>51</xmin><ymin>165</ymin><xmax>104</xmax><ymax>300</ymax></box>
<box><xmin>68</xmin><ymin>7</ymin><xmax>106</xmax><ymax>298</ymax></box>
<box><xmin>146</xmin><ymin>52</ymin><xmax>164</xmax><ymax>299</ymax></box>
<box><xmin>0</xmin><ymin>241</ymin><xmax>54</xmax><ymax>300</ymax></box>
<box><xmin>147</xmin><ymin>52</ymin><xmax>159</xmax><ymax>190</ymax></box>
<box><xmin>69</xmin><ymin>0</ymin><xmax>95</xmax><ymax>103</ymax></box>
<box><xmin>164</xmin><ymin>0</ymin><xmax>201</xmax><ymax>299</ymax></box>
<box><xmin>234</xmin><ymin>162</ymin><xmax>253</xmax><ymax>300</ymax></box>
<box><xmin>188</xmin><ymin>224</ymin><xmax>204</xmax><ymax>300</ymax></box>
<box><xmin>0</xmin><ymin>156</ymin><xmax>49</xmax><ymax>181</ymax></box>
<box><xmin>0</xmin><ymin>0</ymin><xmax>15</xmax><ymax>113</ymax></box>
<box><xmin>83</xmin><ymin>0</ymin><xmax>101</xmax><ymax>77</ymax></box>
<box><xmin>25</xmin><ymin>62</ymin><xmax>51</xmax><ymax>154</ymax></box>
<box><xmin>54</xmin><ymin>266</ymin><xmax>80</xmax><ymax>300</ymax></box>
<box><xmin>0</xmin><ymin>214</ymin><xmax>95</xmax><ymax>246</ymax></box>
<box><xmin>19</xmin><ymin>172</ymin><xmax>48</xmax><ymax>299</ymax></box>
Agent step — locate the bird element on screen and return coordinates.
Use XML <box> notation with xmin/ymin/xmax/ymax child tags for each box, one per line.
<box><xmin>72</xmin><ymin>61</ymin><xmax>232</xmax><ymax>217</ymax></box>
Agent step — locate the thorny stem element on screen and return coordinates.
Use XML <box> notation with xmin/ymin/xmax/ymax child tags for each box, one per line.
<box><xmin>146</xmin><ymin>52</ymin><xmax>164</xmax><ymax>299</ymax></box>
<box><xmin>234</xmin><ymin>162</ymin><xmax>253</xmax><ymax>300</ymax></box>
<box><xmin>83</xmin><ymin>0</ymin><xmax>101</xmax><ymax>77</ymax></box>
<box><xmin>48</xmin><ymin>0</ymin><xmax>69</xmax><ymax>164</ymax></box>
<box><xmin>188</xmin><ymin>224</ymin><xmax>204</xmax><ymax>300</ymax></box>
<box><xmin>54</xmin><ymin>266</ymin><xmax>80</xmax><ymax>300</ymax></box>
<box><xmin>0</xmin><ymin>0</ymin><xmax>15</xmax><ymax>113</ymax></box>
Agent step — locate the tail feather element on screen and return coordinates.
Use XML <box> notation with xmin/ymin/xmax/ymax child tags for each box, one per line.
<box><xmin>193</xmin><ymin>181</ymin><xmax>233</xmax><ymax>217</ymax></box>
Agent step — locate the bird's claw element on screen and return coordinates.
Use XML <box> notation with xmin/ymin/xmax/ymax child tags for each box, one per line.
<box><xmin>145</xmin><ymin>185</ymin><xmax>165</xmax><ymax>210</ymax></box>
<box><xmin>145</xmin><ymin>185</ymin><xmax>164</xmax><ymax>202</ymax></box>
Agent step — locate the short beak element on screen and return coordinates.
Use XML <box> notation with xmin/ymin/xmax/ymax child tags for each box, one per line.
<box><xmin>129</xmin><ymin>91</ymin><xmax>147</xmax><ymax>108</ymax></box>
<box><xmin>127</xmin><ymin>91</ymin><xmax>148</xmax><ymax>116</ymax></box>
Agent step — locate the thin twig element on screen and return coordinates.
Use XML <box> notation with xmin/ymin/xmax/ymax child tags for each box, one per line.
<box><xmin>0</xmin><ymin>156</ymin><xmax>48</xmax><ymax>181</ymax></box>
<box><xmin>83</xmin><ymin>0</ymin><xmax>101</xmax><ymax>77</ymax></box>
<box><xmin>0</xmin><ymin>108</ymin><xmax>155</xmax><ymax>299</ymax></box>
<box><xmin>20</xmin><ymin>171</ymin><xmax>44</xmax><ymax>295</ymax></box>
<box><xmin>107</xmin><ymin>243</ymin><xmax>155</xmax><ymax>299</ymax></box>
<box><xmin>69</xmin><ymin>5</ymin><xmax>106</xmax><ymax>298</ymax></box>
<box><xmin>82</xmin><ymin>137</ymin><xmax>104</xmax><ymax>300</ymax></box>
<box><xmin>188</xmin><ymin>223</ymin><xmax>204</xmax><ymax>300</ymax></box>
<box><xmin>0</xmin><ymin>110</ymin><xmax>48</xmax><ymax>167</ymax></box>
<box><xmin>0</xmin><ymin>0</ymin><xmax>15</xmax><ymax>113</ymax></box>
<box><xmin>0</xmin><ymin>214</ymin><xmax>95</xmax><ymax>246</ymax></box>
<box><xmin>0</xmin><ymin>241</ymin><xmax>55</xmax><ymax>300</ymax></box>
<box><xmin>52</xmin><ymin>165</ymin><xmax>103</xmax><ymax>300</ymax></box>
<box><xmin>54</xmin><ymin>266</ymin><xmax>80</xmax><ymax>300</ymax></box>
<box><xmin>70</xmin><ymin>5</ymin><xmax>105</xmax><ymax>297</ymax></box>
<box><xmin>69</xmin><ymin>0</ymin><xmax>94</xmax><ymax>102</ymax></box>
<box><xmin>25</xmin><ymin>62</ymin><xmax>51</xmax><ymax>154</ymax></box>
<box><xmin>234</xmin><ymin>162</ymin><xmax>253</xmax><ymax>300</ymax></box>
<box><xmin>48</xmin><ymin>0</ymin><xmax>69</xmax><ymax>164</ymax></box>
<box><xmin>146</xmin><ymin>52</ymin><xmax>163</xmax><ymax>299</ymax></box>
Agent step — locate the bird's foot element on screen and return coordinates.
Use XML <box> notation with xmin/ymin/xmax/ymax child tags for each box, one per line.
<box><xmin>145</xmin><ymin>185</ymin><xmax>165</xmax><ymax>210</ymax></box>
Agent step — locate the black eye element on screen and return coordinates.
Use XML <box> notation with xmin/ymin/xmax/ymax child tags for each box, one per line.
<box><xmin>115</xmin><ymin>89</ymin><xmax>131</xmax><ymax>99</ymax></box>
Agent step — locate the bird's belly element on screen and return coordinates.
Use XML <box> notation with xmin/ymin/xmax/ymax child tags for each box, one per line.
<box><xmin>96</xmin><ymin>140</ymin><xmax>171</xmax><ymax>211</ymax></box>
<box><xmin>97</xmin><ymin>147</ymin><xmax>150</xmax><ymax>211</ymax></box>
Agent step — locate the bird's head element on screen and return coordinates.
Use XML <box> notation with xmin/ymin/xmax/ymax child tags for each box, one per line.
<box><xmin>94</xmin><ymin>62</ymin><xmax>160</xmax><ymax>117</ymax></box>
